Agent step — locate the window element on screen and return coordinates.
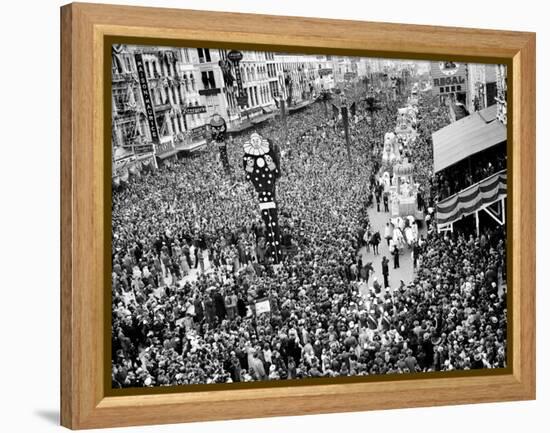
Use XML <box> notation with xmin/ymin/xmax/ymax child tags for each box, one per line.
<box><xmin>201</xmin><ymin>71</ymin><xmax>217</xmax><ymax>89</ymax></box>
<box><xmin>451</xmin><ymin>86</ymin><xmax>455</xmax><ymax>92</ymax></box>
<box><xmin>197</xmin><ymin>48</ymin><xmax>211</xmax><ymax>63</ymax></box>
<box><xmin>457</xmin><ymin>85</ymin><xmax>462</xmax><ymax>92</ymax></box>
<box><xmin>124</xmin><ymin>56</ymin><xmax>133</xmax><ymax>72</ymax></box>
<box><xmin>161</xmin><ymin>87</ymin><xmax>168</xmax><ymax>104</ymax></box>
<box><xmin>440</xmin><ymin>87</ymin><xmax>444</xmax><ymax>93</ymax></box>
<box><xmin>445</xmin><ymin>86</ymin><xmax>450</xmax><ymax>92</ymax></box>
<box><xmin>112</xmin><ymin>54</ymin><xmax>124</xmax><ymax>74</ymax></box>
<box><xmin>112</xmin><ymin>88</ymin><xmax>126</xmax><ymax>112</ymax></box>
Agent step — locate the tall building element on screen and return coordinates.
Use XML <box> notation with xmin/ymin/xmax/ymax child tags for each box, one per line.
<box><xmin>466</xmin><ymin>63</ymin><xmax>498</xmax><ymax>114</ymax></box>
<box><xmin>495</xmin><ymin>64</ymin><xmax>507</xmax><ymax>125</ymax></box>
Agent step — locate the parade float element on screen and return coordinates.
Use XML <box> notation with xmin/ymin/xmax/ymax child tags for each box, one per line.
<box><xmin>395</xmin><ymin>105</ymin><xmax>418</xmax><ymax>141</ymax></box>
<box><xmin>388</xmin><ymin>158</ymin><xmax>423</xmax><ymax>220</ymax></box>
<box><xmin>381</xmin><ymin>131</ymin><xmax>400</xmax><ymax>167</ymax></box>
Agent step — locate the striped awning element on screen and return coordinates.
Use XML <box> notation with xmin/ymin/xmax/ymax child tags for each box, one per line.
<box><xmin>432</xmin><ymin>104</ymin><xmax>506</xmax><ymax>173</ymax></box>
<box><xmin>436</xmin><ymin>170</ymin><xmax>507</xmax><ymax>226</ymax></box>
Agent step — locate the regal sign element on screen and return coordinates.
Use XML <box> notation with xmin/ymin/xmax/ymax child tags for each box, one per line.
<box><xmin>433</xmin><ymin>76</ymin><xmax>466</xmax><ymax>87</ymax></box>
<box><xmin>134</xmin><ymin>53</ymin><xmax>160</xmax><ymax>143</ymax></box>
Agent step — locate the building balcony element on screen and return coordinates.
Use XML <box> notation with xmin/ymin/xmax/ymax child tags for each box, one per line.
<box><xmin>112</xmin><ymin>72</ymin><xmax>137</xmax><ymax>83</ymax></box>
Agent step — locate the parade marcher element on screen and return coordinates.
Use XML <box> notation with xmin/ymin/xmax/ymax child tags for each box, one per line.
<box><xmin>382</xmin><ymin>256</ymin><xmax>390</xmax><ymax>288</ymax></box>
<box><xmin>392</xmin><ymin>244</ymin><xmax>400</xmax><ymax>269</ymax></box>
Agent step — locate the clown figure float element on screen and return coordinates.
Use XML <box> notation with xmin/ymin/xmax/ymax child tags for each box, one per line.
<box><xmin>242</xmin><ymin>132</ymin><xmax>282</xmax><ymax>264</ymax></box>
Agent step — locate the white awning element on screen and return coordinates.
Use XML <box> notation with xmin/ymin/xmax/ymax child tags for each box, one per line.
<box><xmin>432</xmin><ymin>104</ymin><xmax>506</xmax><ymax>173</ymax></box>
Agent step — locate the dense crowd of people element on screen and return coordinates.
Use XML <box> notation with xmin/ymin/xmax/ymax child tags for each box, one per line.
<box><xmin>111</xmin><ymin>88</ymin><xmax>507</xmax><ymax>388</ymax></box>
<box><xmin>433</xmin><ymin>148</ymin><xmax>507</xmax><ymax>200</ymax></box>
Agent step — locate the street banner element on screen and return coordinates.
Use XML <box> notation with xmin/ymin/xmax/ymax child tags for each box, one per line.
<box><xmin>134</xmin><ymin>53</ymin><xmax>160</xmax><ymax>143</ymax></box>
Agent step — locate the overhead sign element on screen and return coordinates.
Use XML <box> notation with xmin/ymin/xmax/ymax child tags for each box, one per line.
<box><xmin>134</xmin><ymin>53</ymin><xmax>160</xmax><ymax>143</ymax></box>
<box><xmin>198</xmin><ymin>88</ymin><xmax>221</xmax><ymax>96</ymax></box>
<box><xmin>227</xmin><ymin>51</ymin><xmax>245</xmax><ymax>106</ymax></box>
<box><xmin>132</xmin><ymin>143</ymin><xmax>154</xmax><ymax>155</ymax></box>
<box><xmin>183</xmin><ymin>105</ymin><xmax>207</xmax><ymax>115</ymax></box>
<box><xmin>433</xmin><ymin>76</ymin><xmax>466</xmax><ymax>87</ymax></box>
<box><xmin>190</xmin><ymin>125</ymin><xmax>208</xmax><ymax>140</ymax></box>
<box><xmin>154</xmin><ymin>139</ymin><xmax>175</xmax><ymax>157</ymax></box>
<box><xmin>227</xmin><ymin>50</ymin><xmax>243</xmax><ymax>62</ymax></box>
<box><xmin>439</xmin><ymin>61</ymin><xmax>460</xmax><ymax>76</ymax></box>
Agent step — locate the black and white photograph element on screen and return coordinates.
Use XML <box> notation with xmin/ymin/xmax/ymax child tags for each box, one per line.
<box><xmin>110</xmin><ymin>45</ymin><xmax>508</xmax><ymax>389</ymax></box>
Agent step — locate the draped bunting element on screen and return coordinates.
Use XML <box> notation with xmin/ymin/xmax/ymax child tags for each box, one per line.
<box><xmin>436</xmin><ymin>170</ymin><xmax>507</xmax><ymax>226</ymax></box>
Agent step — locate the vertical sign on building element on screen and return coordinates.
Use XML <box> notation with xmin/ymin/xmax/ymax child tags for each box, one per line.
<box><xmin>227</xmin><ymin>50</ymin><xmax>247</xmax><ymax>107</ymax></box>
<box><xmin>134</xmin><ymin>53</ymin><xmax>160</xmax><ymax>143</ymax></box>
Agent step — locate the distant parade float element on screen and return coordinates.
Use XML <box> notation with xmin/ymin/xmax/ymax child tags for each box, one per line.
<box><xmin>379</xmin><ymin>90</ymin><xmax>423</xmax><ymax>221</ymax></box>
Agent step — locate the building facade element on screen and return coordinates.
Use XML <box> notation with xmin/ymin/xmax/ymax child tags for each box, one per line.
<box><xmin>111</xmin><ymin>46</ymin><xmax>337</xmax><ymax>166</ymax></box>
<box><xmin>430</xmin><ymin>61</ymin><xmax>468</xmax><ymax>105</ymax></box>
<box><xmin>466</xmin><ymin>63</ymin><xmax>498</xmax><ymax>114</ymax></box>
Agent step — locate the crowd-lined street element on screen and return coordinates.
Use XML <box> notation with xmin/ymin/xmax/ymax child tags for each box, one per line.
<box><xmin>111</xmin><ymin>56</ymin><xmax>508</xmax><ymax>388</ymax></box>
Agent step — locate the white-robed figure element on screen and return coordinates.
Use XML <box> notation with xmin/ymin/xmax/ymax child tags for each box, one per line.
<box><xmin>404</xmin><ymin>225</ymin><xmax>414</xmax><ymax>246</ymax></box>
<box><xmin>381</xmin><ymin>171</ymin><xmax>391</xmax><ymax>190</ymax></box>
<box><xmin>411</xmin><ymin>221</ymin><xmax>419</xmax><ymax>241</ymax></box>
<box><xmin>382</xmin><ymin>132</ymin><xmax>399</xmax><ymax>163</ymax></box>
<box><xmin>393</xmin><ymin>226</ymin><xmax>405</xmax><ymax>250</ymax></box>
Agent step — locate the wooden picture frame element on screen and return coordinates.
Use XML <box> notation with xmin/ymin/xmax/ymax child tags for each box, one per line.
<box><xmin>60</xmin><ymin>2</ymin><xmax>536</xmax><ymax>429</ymax></box>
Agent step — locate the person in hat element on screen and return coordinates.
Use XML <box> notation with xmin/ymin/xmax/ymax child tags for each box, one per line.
<box><xmin>392</xmin><ymin>243</ymin><xmax>400</xmax><ymax>269</ymax></box>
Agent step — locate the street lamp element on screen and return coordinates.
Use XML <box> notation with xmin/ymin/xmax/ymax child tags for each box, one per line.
<box><xmin>210</xmin><ymin>113</ymin><xmax>230</xmax><ymax>174</ymax></box>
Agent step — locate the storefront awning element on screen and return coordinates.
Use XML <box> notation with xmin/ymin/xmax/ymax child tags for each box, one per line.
<box><xmin>432</xmin><ymin>104</ymin><xmax>506</xmax><ymax>173</ymax></box>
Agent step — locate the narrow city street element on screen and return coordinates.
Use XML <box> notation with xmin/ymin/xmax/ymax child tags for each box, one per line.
<box><xmin>358</xmin><ymin>202</ymin><xmax>416</xmax><ymax>290</ymax></box>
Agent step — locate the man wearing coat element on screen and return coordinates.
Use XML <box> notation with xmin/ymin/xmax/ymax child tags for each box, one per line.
<box><xmin>382</xmin><ymin>256</ymin><xmax>390</xmax><ymax>288</ymax></box>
